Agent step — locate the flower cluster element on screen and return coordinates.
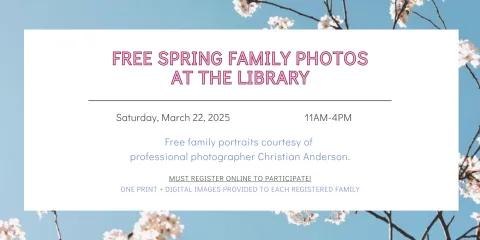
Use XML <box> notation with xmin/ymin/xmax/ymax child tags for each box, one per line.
<box><xmin>103</xmin><ymin>229</ymin><xmax>129</xmax><ymax>240</ymax></box>
<box><xmin>133</xmin><ymin>211</ymin><xmax>183</xmax><ymax>239</ymax></box>
<box><xmin>325</xmin><ymin>211</ymin><xmax>350</xmax><ymax>225</ymax></box>
<box><xmin>274</xmin><ymin>211</ymin><xmax>319</xmax><ymax>226</ymax></box>
<box><xmin>103</xmin><ymin>211</ymin><xmax>184</xmax><ymax>240</ymax></box>
<box><xmin>389</xmin><ymin>0</ymin><xmax>423</xmax><ymax>28</ymax></box>
<box><xmin>0</xmin><ymin>218</ymin><xmax>26</xmax><ymax>240</ymax></box>
<box><xmin>233</xmin><ymin>0</ymin><xmax>261</xmax><ymax>17</ymax></box>
<box><xmin>265</xmin><ymin>16</ymin><xmax>294</xmax><ymax>30</ymax></box>
<box><xmin>317</xmin><ymin>15</ymin><xmax>344</xmax><ymax>30</ymax></box>
<box><xmin>459</xmin><ymin>40</ymin><xmax>480</xmax><ymax>69</ymax></box>
<box><xmin>389</xmin><ymin>0</ymin><xmax>446</xmax><ymax>28</ymax></box>
<box><xmin>460</xmin><ymin>154</ymin><xmax>480</xmax><ymax>204</ymax></box>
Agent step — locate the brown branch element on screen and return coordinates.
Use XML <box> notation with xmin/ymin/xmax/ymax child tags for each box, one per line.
<box><xmin>411</xmin><ymin>10</ymin><xmax>441</xmax><ymax>29</ymax></box>
<box><xmin>457</xmin><ymin>226</ymin><xmax>479</xmax><ymax>240</ymax></box>
<box><xmin>477</xmin><ymin>223</ymin><xmax>480</xmax><ymax>240</ymax></box>
<box><xmin>52</xmin><ymin>211</ymin><xmax>63</xmax><ymax>240</ymax></box>
<box><xmin>341</xmin><ymin>0</ymin><xmax>350</xmax><ymax>29</ymax></box>
<box><xmin>421</xmin><ymin>212</ymin><xmax>440</xmax><ymax>240</ymax></box>
<box><xmin>366</xmin><ymin>211</ymin><xmax>415</xmax><ymax>240</ymax></box>
<box><xmin>465</xmin><ymin>65</ymin><xmax>480</xmax><ymax>89</ymax></box>
<box><xmin>393</xmin><ymin>0</ymin><xmax>409</xmax><ymax>29</ymax></box>
<box><xmin>385</xmin><ymin>211</ymin><xmax>393</xmax><ymax>240</ymax></box>
<box><xmin>323</xmin><ymin>0</ymin><xmax>343</xmax><ymax>29</ymax></box>
<box><xmin>430</xmin><ymin>0</ymin><xmax>447</xmax><ymax>29</ymax></box>
<box><xmin>128</xmin><ymin>232</ymin><xmax>134</xmax><ymax>239</ymax></box>
<box><xmin>253</xmin><ymin>0</ymin><xmax>320</xmax><ymax>22</ymax></box>
<box><xmin>438</xmin><ymin>211</ymin><xmax>452</xmax><ymax>240</ymax></box>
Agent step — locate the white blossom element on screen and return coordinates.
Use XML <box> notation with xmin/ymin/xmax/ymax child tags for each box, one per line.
<box><xmin>103</xmin><ymin>229</ymin><xmax>129</xmax><ymax>240</ymax></box>
<box><xmin>233</xmin><ymin>0</ymin><xmax>260</xmax><ymax>17</ymax></box>
<box><xmin>132</xmin><ymin>211</ymin><xmax>184</xmax><ymax>240</ymax></box>
<box><xmin>459</xmin><ymin>155</ymin><xmax>480</xmax><ymax>203</ymax></box>
<box><xmin>266</xmin><ymin>16</ymin><xmax>294</xmax><ymax>30</ymax></box>
<box><xmin>0</xmin><ymin>218</ymin><xmax>26</xmax><ymax>240</ymax></box>
<box><xmin>37</xmin><ymin>211</ymin><xmax>48</xmax><ymax>220</ymax></box>
<box><xmin>459</xmin><ymin>40</ymin><xmax>480</xmax><ymax>68</ymax></box>
<box><xmin>317</xmin><ymin>15</ymin><xmax>343</xmax><ymax>30</ymax></box>
<box><xmin>274</xmin><ymin>211</ymin><xmax>319</xmax><ymax>226</ymax></box>
<box><xmin>471</xmin><ymin>212</ymin><xmax>480</xmax><ymax>222</ymax></box>
<box><xmin>325</xmin><ymin>211</ymin><xmax>349</xmax><ymax>225</ymax></box>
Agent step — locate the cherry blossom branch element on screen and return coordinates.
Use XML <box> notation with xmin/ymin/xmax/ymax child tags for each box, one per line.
<box><xmin>393</xmin><ymin>0</ymin><xmax>409</xmax><ymax>29</ymax></box>
<box><xmin>127</xmin><ymin>232</ymin><xmax>134</xmax><ymax>239</ymax></box>
<box><xmin>459</xmin><ymin>126</ymin><xmax>480</xmax><ymax>180</ymax></box>
<box><xmin>341</xmin><ymin>0</ymin><xmax>350</xmax><ymax>29</ymax></box>
<box><xmin>429</xmin><ymin>0</ymin><xmax>447</xmax><ymax>29</ymax></box>
<box><xmin>456</xmin><ymin>225</ymin><xmax>479</xmax><ymax>240</ymax></box>
<box><xmin>366</xmin><ymin>211</ymin><xmax>415</xmax><ymax>240</ymax></box>
<box><xmin>438</xmin><ymin>211</ymin><xmax>452</xmax><ymax>240</ymax></box>
<box><xmin>421</xmin><ymin>212</ymin><xmax>440</xmax><ymax>240</ymax></box>
<box><xmin>459</xmin><ymin>235</ymin><xmax>477</xmax><ymax>239</ymax></box>
<box><xmin>465</xmin><ymin>65</ymin><xmax>480</xmax><ymax>89</ymax></box>
<box><xmin>384</xmin><ymin>211</ymin><xmax>393</xmax><ymax>240</ymax></box>
<box><xmin>323</xmin><ymin>0</ymin><xmax>343</xmax><ymax>29</ymax></box>
<box><xmin>394</xmin><ymin>0</ymin><xmax>478</xmax><ymax>89</ymax></box>
<box><xmin>417</xmin><ymin>0</ymin><xmax>479</xmax><ymax>89</ymax></box>
<box><xmin>52</xmin><ymin>211</ymin><xmax>63</xmax><ymax>240</ymax></box>
<box><xmin>423</xmin><ymin>0</ymin><xmax>479</xmax><ymax>90</ymax></box>
<box><xmin>411</xmin><ymin>10</ymin><xmax>441</xmax><ymax>29</ymax></box>
<box><xmin>465</xmin><ymin>126</ymin><xmax>480</xmax><ymax>156</ymax></box>
<box><xmin>420</xmin><ymin>0</ymin><xmax>479</xmax><ymax>89</ymax></box>
<box><xmin>252</xmin><ymin>0</ymin><xmax>320</xmax><ymax>22</ymax></box>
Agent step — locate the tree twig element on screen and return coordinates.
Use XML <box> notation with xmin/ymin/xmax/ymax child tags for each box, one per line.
<box><xmin>456</xmin><ymin>225</ymin><xmax>479</xmax><ymax>240</ymax></box>
<box><xmin>385</xmin><ymin>211</ymin><xmax>393</xmax><ymax>240</ymax></box>
<box><xmin>438</xmin><ymin>211</ymin><xmax>452</xmax><ymax>240</ymax></box>
<box><xmin>411</xmin><ymin>10</ymin><xmax>441</xmax><ymax>29</ymax></box>
<box><xmin>366</xmin><ymin>211</ymin><xmax>415</xmax><ymax>240</ymax></box>
<box><xmin>465</xmin><ymin>65</ymin><xmax>480</xmax><ymax>89</ymax></box>
<box><xmin>447</xmin><ymin>216</ymin><xmax>455</xmax><ymax>228</ymax></box>
<box><xmin>52</xmin><ymin>211</ymin><xmax>63</xmax><ymax>240</ymax></box>
<box><xmin>421</xmin><ymin>212</ymin><xmax>440</xmax><ymax>240</ymax></box>
<box><xmin>393</xmin><ymin>0</ymin><xmax>409</xmax><ymax>29</ymax></box>
<box><xmin>253</xmin><ymin>0</ymin><xmax>320</xmax><ymax>22</ymax></box>
<box><xmin>341</xmin><ymin>0</ymin><xmax>349</xmax><ymax>29</ymax></box>
<box><xmin>430</xmin><ymin>0</ymin><xmax>447</xmax><ymax>29</ymax></box>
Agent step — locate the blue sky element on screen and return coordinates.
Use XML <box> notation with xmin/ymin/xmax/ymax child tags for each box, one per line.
<box><xmin>1</xmin><ymin>0</ymin><xmax>480</xmax><ymax>239</ymax></box>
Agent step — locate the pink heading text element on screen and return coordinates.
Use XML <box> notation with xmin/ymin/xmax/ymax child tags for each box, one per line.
<box><xmin>112</xmin><ymin>50</ymin><xmax>369</xmax><ymax>85</ymax></box>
